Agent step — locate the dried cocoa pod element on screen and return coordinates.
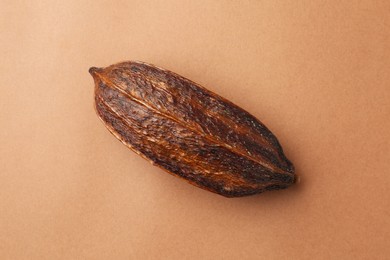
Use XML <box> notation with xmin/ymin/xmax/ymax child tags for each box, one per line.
<box><xmin>89</xmin><ymin>61</ymin><xmax>296</xmax><ymax>197</ymax></box>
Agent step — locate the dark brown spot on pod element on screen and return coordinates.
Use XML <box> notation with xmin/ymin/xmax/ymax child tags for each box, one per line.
<box><xmin>90</xmin><ymin>61</ymin><xmax>297</xmax><ymax>197</ymax></box>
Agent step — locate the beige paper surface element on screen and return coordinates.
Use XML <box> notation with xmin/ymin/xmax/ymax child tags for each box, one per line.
<box><xmin>1</xmin><ymin>1</ymin><xmax>389</xmax><ymax>259</ymax></box>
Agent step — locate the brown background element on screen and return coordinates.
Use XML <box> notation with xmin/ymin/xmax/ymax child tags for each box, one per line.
<box><xmin>1</xmin><ymin>1</ymin><xmax>389</xmax><ymax>259</ymax></box>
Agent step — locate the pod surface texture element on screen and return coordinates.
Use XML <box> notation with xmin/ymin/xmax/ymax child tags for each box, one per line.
<box><xmin>90</xmin><ymin>61</ymin><xmax>296</xmax><ymax>197</ymax></box>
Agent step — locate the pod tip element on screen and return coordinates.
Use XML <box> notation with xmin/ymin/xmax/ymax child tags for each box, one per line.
<box><xmin>89</xmin><ymin>67</ymin><xmax>102</xmax><ymax>76</ymax></box>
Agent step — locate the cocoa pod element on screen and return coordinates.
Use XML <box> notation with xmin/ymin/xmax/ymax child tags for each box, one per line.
<box><xmin>89</xmin><ymin>61</ymin><xmax>296</xmax><ymax>197</ymax></box>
